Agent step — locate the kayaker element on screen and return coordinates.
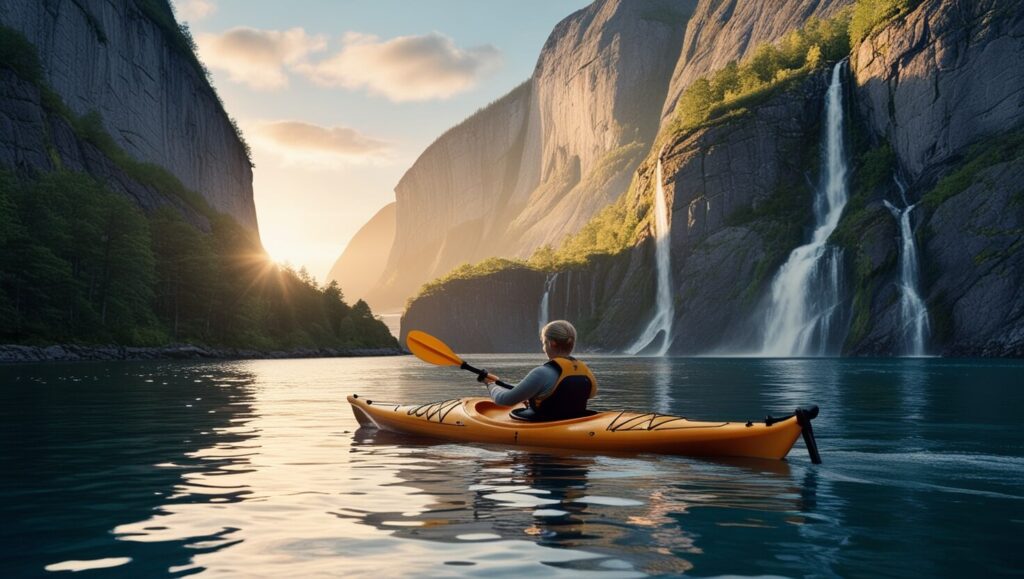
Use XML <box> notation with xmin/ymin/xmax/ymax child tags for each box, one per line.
<box><xmin>480</xmin><ymin>320</ymin><xmax>598</xmax><ymax>421</ymax></box>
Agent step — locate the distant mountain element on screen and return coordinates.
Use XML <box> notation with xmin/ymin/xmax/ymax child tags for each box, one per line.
<box><xmin>326</xmin><ymin>202</ymin><xmax>396</xmax><ymax>309</ymax></box>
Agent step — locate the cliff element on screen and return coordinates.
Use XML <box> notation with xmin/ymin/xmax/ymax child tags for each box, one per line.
<box><xmin>0</xmin><ymin>0</ymin><xmax>256</xmax><ymax>230</ymax></box>
<box><xmin>326</xmin><ymin>202</ymin><xmax>396</xmax><ymax>306</ymax></box>
<box><xmin>841</xmin><ymin>0</ymin><xmax>1024</xmax><ymax>356</ymax></box>
<box><xmin>403</xmin><ymin>70</ymin><xmax>833</xmax><ymax>352</ymax></box>
<box><xmin>403</xmin><ymin>0</ymin><xmax>1024</xmax><ymax>357</ymax></box>
<box><xmin>365</xmin><ymin>0</ymin><xmax>696</xmax><ymax>311</ymax></box>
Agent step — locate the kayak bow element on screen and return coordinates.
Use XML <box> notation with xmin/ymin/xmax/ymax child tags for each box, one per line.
<box><xmin>348</xmin><ymin>395</ymin><xmax>821</xmax><ymax>462</ymax></box>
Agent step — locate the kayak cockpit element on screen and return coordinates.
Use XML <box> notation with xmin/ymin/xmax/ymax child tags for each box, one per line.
<box><xmin>467</xmin><ymin>399</ymin><xmax>609</xmax><ymax>428</ymax></box>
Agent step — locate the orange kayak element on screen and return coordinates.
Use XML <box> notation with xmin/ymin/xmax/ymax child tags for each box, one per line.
<box><xmin>347</xmin><ymin>395</ymin><xmax>821</xmax><ymax>462</ymax></box>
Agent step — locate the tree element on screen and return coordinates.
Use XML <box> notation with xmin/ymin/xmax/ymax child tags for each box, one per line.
<box><xmin>677</xmin><ymin>77</ymin><xmax>714</xmax><ymax>128</ymax></box>
<box><xmin>150</xmin><ymin>207</ymin><xmax>215</xmax><ymax>340</ymax></box>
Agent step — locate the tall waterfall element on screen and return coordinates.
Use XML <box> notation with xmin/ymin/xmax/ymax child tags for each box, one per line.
<box><xmin>538</xmin><ymin>272</ymin><xmax>558</xmax><ymax>333</ymax></box>
<box><xmin>883</xmin><ymin>174</ymin><xmax>930</xmax><ymax>356</ymax></box>
<box><xmin>758</xmin><ymin>61</ymin><xmax>849</xmax><ymax>356</ymax></box>
<box><xmin>627</xmin><ymin>157</ymin><xmax>673</xmax><ymax>356</ymax></box>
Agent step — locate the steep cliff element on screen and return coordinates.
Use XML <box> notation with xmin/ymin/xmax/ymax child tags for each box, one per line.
<box><xmin>403</xmin><ymin>0</ymin><xmax>1024</xmax><ymax>357</ymax></box>
<box><xmin>366</xmin><ymin>0</ymin><xmax>696</xmax><ymax>311</ymax></box>
<box><xmin>404</xmin><ymin>71</ymin><xmax>833</xmax><ymax>352</ymax></box>
<box><xmin>326</xmin><ymin>202</ymin><xmax>395</xmax><ymax>306</ymax></box>
<box><xmin>0</xmin><ymin>0</ymin><xmax>256</xmax><ymax>230</ymax></box>
<box><xmin>839</xmin><ymin>0</ymin><xmax>1024</xmax><ymax>356</ymax></box>
<box><xmin>851</xmin><ymin>0</ymin><xmax>1024</xmax><ymax>183</ymax></box>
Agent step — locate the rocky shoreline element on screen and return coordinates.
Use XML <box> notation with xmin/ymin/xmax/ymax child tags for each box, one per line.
<box><xmin>0</xmin><ymin>343</ymin><xmax>408</xmax><ymax>364</ymax></box>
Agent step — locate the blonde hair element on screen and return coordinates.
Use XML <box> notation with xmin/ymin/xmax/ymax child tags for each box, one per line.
<box><xmin>541</xmin><ymin>320</ymin><xmax>577</xmax><ymax>352</ymax></box>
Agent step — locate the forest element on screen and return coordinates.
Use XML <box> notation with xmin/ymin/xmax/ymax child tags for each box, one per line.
<box><xmin>0</xmin><ymin>171</ymin><xmax>397</xmax><ymax>351</ymax></box>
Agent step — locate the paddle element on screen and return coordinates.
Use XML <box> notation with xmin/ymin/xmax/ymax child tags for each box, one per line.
<box><xmin>406</xmin><ymin>330</ymin><xmax>514</xmax><ymax>390</ymax></box>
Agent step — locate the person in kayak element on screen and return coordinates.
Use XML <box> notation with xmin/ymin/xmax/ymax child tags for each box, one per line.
<box><xmin>480</xmin><ymin>320</ymin><xmax>598</xmax><ymax>421</ymax></box>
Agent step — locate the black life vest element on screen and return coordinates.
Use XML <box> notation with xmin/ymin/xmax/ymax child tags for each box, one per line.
<box><xmin>527</xmin><ymin>357</ymin><xmax>598</xmax><ymax>420</ymax></box>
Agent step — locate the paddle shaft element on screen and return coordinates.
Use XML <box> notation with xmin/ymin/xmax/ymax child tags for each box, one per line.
<box><xmin>459</xmin><ymin>361</ymin><xmax>513</xmax><ymax>390</ymax></box>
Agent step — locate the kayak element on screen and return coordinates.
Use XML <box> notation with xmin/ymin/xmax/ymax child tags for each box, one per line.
<box><xmin>347</xmin><ymin>395</ymin><xmax>822</xmax><ymax>462</ymax></box>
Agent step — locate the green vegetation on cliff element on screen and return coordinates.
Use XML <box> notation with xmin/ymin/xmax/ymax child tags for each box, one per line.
<box><xmin>669</xmin><ymin>15</ymin><xmax>851</xmax><ymax>137</ymax></box>
<box><xmin>0</xmin><ymin>171</ymin><xmax>396</xmax><ymax>350</ymax></box>
<box><xmin>849</xmin><ymin>0</ymin><xmax>923</xmax><ymax>45</ymax></box>
<box><xmin>922</xmin><ymin>130</ymin><xmax>1024</xmax><ymax>211</ymax></box>
<box><xmin>415</xmin><ymin>258</ymin><xmax>536</xmax><ymax>302</ymax></box>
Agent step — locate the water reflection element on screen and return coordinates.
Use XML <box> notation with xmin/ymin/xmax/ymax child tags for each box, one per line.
<box><xmin>0</xmin><ymin>362</ymin><xmax>257</xmax><ymax>577</ymax></box>
<box><xmin>349</xmin><ymin>427</ymin><xmax>818</xmax><ymax>576</ymax></box>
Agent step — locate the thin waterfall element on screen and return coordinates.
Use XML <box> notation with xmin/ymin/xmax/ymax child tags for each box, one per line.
<box><xmin>538</xmin><ymin>272</ymin><xmax>558</xmax><ymax>333</ymax></box>
<box><xmin>883</xmin><ymin>174</ymin><xmax>930</xmax><ymax>356</ymax></box>
<box><xmin>627</xmin><ymin>156</ymin><xmax>673</xmax><ymax>356</ymax></box>
<box><xmin>758</xmin><ymin>61</ymin><xmax>849</xmax><ymax>356</ymax></box>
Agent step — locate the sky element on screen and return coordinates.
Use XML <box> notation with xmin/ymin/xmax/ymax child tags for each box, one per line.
<box><xmin>171</xmin><ymin>0</ymin><xmax>592</xmax><ymax>283</ymax></box>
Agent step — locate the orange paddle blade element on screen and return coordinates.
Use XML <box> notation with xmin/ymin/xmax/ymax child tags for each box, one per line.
<box><xmin>406</xmin><ymin>330</ymin><xmax>463</xmax><ymax>367</ymax></box>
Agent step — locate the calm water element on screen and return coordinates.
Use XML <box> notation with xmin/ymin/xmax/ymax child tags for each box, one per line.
<box><xmin>1</xmin><ymin>356</ymin><xmax>1022</xmax><ymax>577</ymax></box>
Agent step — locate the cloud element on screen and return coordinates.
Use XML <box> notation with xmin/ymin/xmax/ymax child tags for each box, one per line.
<box><xmin>196</xmin><ymin>27</ymin><xmax>326</xmax><ymax>90</ymax></box>
<box><xmin>249</xmin><ymin>120</ymin><xmax>392</xmax><ymax>166</ymax></box>
<box><xmin>173</xmin><ymin>0</ymin><xmax>216</xmax><ymax>22</ymax></box>
<box><xmin>297</xmin><ymin>32</ymin><xmax>501</xmax><ymax>101</ymax></box>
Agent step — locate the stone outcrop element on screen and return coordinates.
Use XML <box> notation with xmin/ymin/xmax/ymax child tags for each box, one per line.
<box><xmin>0</xmin><ymin>0</ymin><xmax>256</xmax><ymax>229</ymax></box>
<box><xmin>924</xmin><ymin>159</ymin><xmax>1024</xmax><ymax>357</ymax></box>
<box><xmin>326</xmin><ymin>202</ymin><xmax>396</xmax><ymax>306</ymax></box>
<box><xmin>366</xmin><ymin>0</ymin><xmax>696</xmax><ymax>311</ymax></box>
<box><xmin>851</xmin><ymin>0</ymin><xmax>1024</xmax><ymax>184</ymax></box>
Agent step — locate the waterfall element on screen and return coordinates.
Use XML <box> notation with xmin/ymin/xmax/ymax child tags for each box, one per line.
<box><xmin>627</xmin><ymin>156</ymin><xmax>673</xmax><ymax>356</ymax></box>
<box><xmin>758</xmin><ymin>61</ymin><xmax>849</xmax><ymax>357</ymax></box>
<box><xmin>884</xmin><ymin>174</ymin><xmax>930</xmax><ymax>356</ymax></box>
<box><xmin>538</xmin><ymin>272</ymin><xmax>558</xmax><ymax>333</ymax></box>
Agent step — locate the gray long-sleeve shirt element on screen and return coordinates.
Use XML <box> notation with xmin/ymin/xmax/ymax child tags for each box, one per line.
<box><xmin>485</xmin><ymin>364</ymin><xmax>560</xmax><ymax>407</ymax></box>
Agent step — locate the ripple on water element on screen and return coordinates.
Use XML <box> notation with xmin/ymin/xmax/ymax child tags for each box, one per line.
<box><xmin>2</xmin><ymin>356</ymin><xmax>1022</xmax><ymax>578</ymax></box>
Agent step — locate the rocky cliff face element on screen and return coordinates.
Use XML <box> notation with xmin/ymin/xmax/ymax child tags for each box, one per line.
<box><xmin>404</xmin><ymin>0</ymin><xmax>1024</xmax><ymax>357</ymax></box>
<box><xmin>0</xmin><ymin>0</ymin><xmax>256</xmax><ymax>230</ymax></box>
<box><xmin>851</xmin><ymin>0</ymin><xmax>1024</xmax><ymax>183</ymax></box>
<box><xmin>404</xmin><ymin>71</ymin><xmax>833</xmax><ymax>352</ymax></box>
<box><xmin>326</xmin><ymin>202</ymin><xmax>396</xmax><ymax>306</ymax></box>
<box><xmin>367</xmin><ymin>0</ymin><xmax>696</xmax><ymax>311</ymax></box>
<box><xmin>841</xmin><ymin>0</ymin><xmax>1024</xmax><ymax>356</ymax></box>
<box><xmin>0</xmin><ymin>67</ymin><xmax>213</xmax><ymax>228</ymax></box>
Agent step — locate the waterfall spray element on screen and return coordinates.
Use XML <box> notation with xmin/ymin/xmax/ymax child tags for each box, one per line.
<box><xmin>758</xmin><ymin>61</ymin><xmax>849</xmax><ymax>356</ymax></box>
<box><xmin>627</xmin><ymin>156</ymin><xmax>673</xmax><ymax>356</ymax></box>
<box><xmin>884</xmin><ymin>174</ymin><xmax>930</xmax><ymax>356</ymax></box>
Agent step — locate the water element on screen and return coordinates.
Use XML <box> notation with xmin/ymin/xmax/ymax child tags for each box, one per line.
<box><xmin>2</xmin><ymin>356</ymin><xmax>1021</xmax><ymax>577</ymax></box>
<box><xmin>884</xmin><ymin>174</ymin><xmax>930</xmax><ymax>356</ymax></box>
<box><xmin>627</xmin><ymin>156</ymin><xmax>674</xmax><ymax>356</ymax></box>
<box><xmin>539</xmin><ymin>273</ymin><xmax>559</xmax><ymax>333</ymax></box>
<box><xmin>758</xmin><ymin>61</ymin><xmax>849</xmax><ymax>357</ymax></box>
